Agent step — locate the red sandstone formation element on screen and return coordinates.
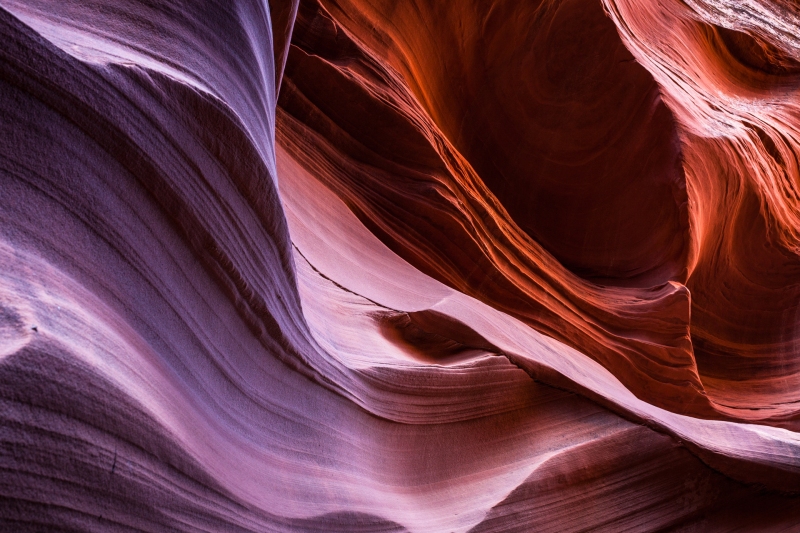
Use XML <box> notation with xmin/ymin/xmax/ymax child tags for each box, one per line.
<box><xmin>2</xmin><ymin>0</ymin><xmax>800</xmax><ymax>530</ymax></box>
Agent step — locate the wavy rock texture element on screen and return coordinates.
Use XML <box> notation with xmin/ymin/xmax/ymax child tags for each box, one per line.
<box><xmin>2</xmin><ymin>0</ymin><xmax>800</xmax><ymax>531</ymax></box>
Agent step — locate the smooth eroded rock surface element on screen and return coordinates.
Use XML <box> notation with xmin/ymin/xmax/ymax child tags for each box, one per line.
<box><xmin>2</xmin><ymin>0</ymin><xmax>800</xmax><ymax>531</ymax></box>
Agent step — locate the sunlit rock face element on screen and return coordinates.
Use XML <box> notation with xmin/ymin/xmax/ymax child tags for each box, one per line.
<box><xmin>2</xmin><ymin>0</ymin><xmax>800</xmax><ymax>530</ymax></box>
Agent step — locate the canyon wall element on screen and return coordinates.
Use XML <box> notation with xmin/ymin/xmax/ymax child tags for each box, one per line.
<box><xmin>2</xmin><ymin>0</ymin><xmax>800</xmax><ymax>530</ymax></box>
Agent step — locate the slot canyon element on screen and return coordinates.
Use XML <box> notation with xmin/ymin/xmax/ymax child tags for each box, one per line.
<box><xmin>2</xmin><ymin>0</ymin><xmax>800</xmax><ymax>530</ymax></box>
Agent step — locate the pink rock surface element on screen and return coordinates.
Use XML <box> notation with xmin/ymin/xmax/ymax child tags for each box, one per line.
<box><xmin>2</xmin><ymin>0</ymin><xmax>800</xmax><ymax>531</ymax></box>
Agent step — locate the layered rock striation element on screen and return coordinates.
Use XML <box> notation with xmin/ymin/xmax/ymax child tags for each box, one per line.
<box><xmin>2</xmin><ymin>0</ymin><xmax>800</xmax><ymax>531</ymax></box>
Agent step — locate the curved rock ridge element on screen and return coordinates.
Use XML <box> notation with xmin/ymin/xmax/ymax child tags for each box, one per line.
<box><xmin>278</xmin><ymin>0</ymin><xmax>800</xmax><ymax>426</ymax></box>
<box><xmin>1</xmin><ymin>0</ymin><xmax>800</xmax><ymax>531</ymax></box>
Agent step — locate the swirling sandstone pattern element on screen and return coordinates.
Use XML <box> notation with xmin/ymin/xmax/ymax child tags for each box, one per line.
<box><xmin>2</xmin><ymin>0</ymin><xmax>800</xmax><ymax>530</ymax></box>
